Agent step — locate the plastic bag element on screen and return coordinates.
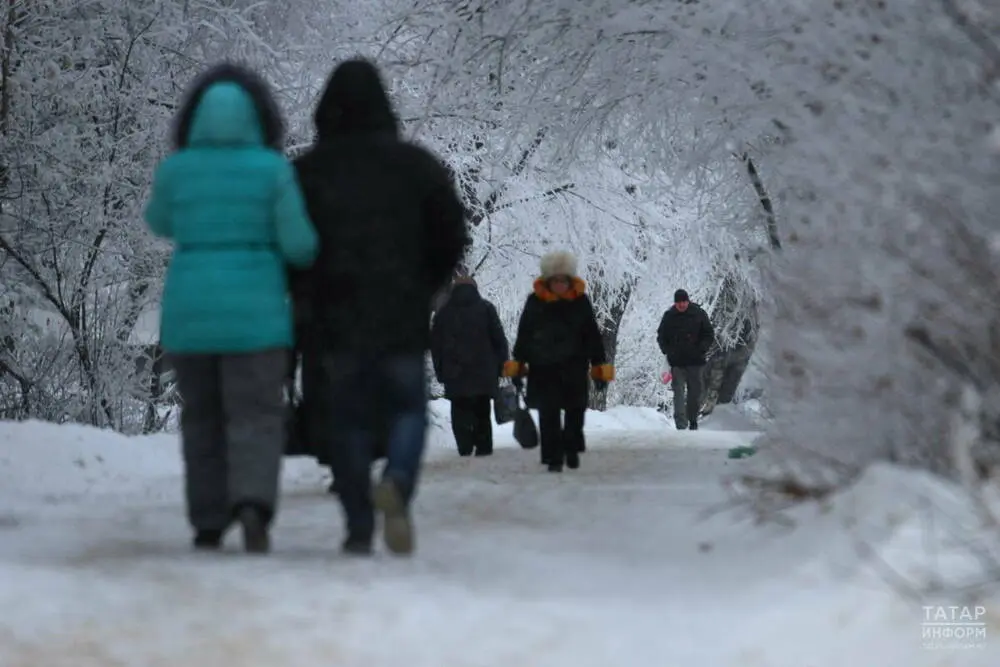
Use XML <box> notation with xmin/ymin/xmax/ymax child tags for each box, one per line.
<box><xmin>493</xmin><ymin>382</ymin><xmax>518</xmax><ymax>425</ymax></box>
<box><xmin>660</xmin><ymin>357</ymin><xmax>672</xmax><ymax>385</ymax></box>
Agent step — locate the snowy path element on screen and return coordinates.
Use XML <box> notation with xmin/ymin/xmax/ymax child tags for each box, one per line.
<box><xmin>0</xmin><ymin>413</ymin><xmax>996</xmax><ymax>666</ymax></box>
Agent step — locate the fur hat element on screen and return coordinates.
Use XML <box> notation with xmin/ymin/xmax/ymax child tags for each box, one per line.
<box><xmin>539</xmin><ymin>251</ymin><xmax>578</xmax><ymax>279</ymax></box>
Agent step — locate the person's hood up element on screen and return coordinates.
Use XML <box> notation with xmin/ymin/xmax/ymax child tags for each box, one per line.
<box><xmin>172</xmin><ymin>63</ymin><xmax>284</xmax><ymax>150</ymax></box>
<box><xmin>448</xmin><ymin>282</ymin><xmax>481</xmax><ymax>305</ymax></box>
<box><xmin>313</xmin><ymin>58</ymin><xmax>400</xmax><ymax>140</ymax></box>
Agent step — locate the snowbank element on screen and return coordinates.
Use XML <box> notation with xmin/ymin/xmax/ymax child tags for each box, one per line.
<box><xmin>0</xmin><ymin>420</ymin><xmax>179</xmax><ymax>504</ymax></box>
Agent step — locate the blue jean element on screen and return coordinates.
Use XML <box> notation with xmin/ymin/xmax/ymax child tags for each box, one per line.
<box><xmin>321</xmin><ymin>353</ymin><xmax>428</xmax><ymax>540</ymax></box>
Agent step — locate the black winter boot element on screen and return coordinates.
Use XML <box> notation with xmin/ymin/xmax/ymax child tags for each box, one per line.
<box><xmin>342</xmin><ymin>536</ymin><xmax>373</xmax><ymax>556</ymax></box>
<box><xmin>193</xmin><ymin>529</ymin><xmax>223</xmax><ymax>551</ymax></box>
<box><xmin>689</xmin><ymin>419</ymin><xmax>698</xmax><ymax>431</ymax></box>
<box><xmin>565</xmin><ymin>450</ymin><xmax>580</xmax><ymax>470</ymax></box>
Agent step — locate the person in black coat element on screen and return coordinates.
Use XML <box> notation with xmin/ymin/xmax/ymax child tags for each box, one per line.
<box><xmin>656</xmin><ymin>289</ymin><xmax>715</xmax><ymax>430</ymax></box>
<box><xmin>502</xmin><ymin>251</ymin><xmax>615</xmax><ymax>472</ymax></box>
<box><xmin>430</xmin><ymin>275</ymin><xmax>509</xmax><ymax>457</ymax></box>
<box><xmin>289</xmin><ymin>58</ymin><xmax>469</xmax><ymax>556</ymax></box>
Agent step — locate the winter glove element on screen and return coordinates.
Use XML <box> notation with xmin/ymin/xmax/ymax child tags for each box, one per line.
<box><xmin>590</xmin><ymin>364</ymin><xmax>615</xmax><ymax>382</ymax></box>
<box><xmin>503</xmin><ymin>360</ymin><xmax>527</xmax><ymax>378</ymax></box>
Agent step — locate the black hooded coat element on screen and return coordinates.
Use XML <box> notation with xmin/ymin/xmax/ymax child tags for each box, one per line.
<box><xmin>430</xmin><ymin>282</ymin><xmax>509</xmax><ymax>398</ymax></box>
<box><xmin>290</xmin><ymin>59</ymin><xmax>469</xmax><ymax>355</ymax></box>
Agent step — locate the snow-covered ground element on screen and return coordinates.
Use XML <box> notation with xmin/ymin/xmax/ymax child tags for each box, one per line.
<box><xmin>0</xmin><ymin>404</ymin><xmax>997</xmax><ymax>666</ymax></box>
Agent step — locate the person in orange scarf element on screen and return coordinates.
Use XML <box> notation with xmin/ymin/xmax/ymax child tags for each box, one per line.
<box><xmin>503</xmin><ymin>251</ymin><xmax>615</xmax><ymax>472</ymax></box>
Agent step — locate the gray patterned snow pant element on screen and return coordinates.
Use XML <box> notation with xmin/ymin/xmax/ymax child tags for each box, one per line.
<box><xmin>171</xmin><ymin>349</ymin><xmax>289</xmax><ymax>531</ymax></box>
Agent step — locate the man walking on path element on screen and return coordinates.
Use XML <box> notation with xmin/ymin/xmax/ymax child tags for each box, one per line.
<box><xmin>656</xmin><ymin>289</ymin><xmax>715</xmax><ymax>430</ymax></box>
<box><xmin>431</xmin><ymin>275</ymin><xmax>509</xmax><ymax>457</ymax></box>
<box><xmin>290</xmin><ymin>59</ymin><xmax>468</xmax><ymax>556</ymax></box>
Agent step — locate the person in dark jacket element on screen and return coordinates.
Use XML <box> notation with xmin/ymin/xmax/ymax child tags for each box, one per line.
<box><xmin>656</xmin><ymin>289</ymin><xmax>715</xmax><ymax>430</ymax></box>
<box><xmin>144</xmin><ymin>63</ymin><xmax>319</xmax><ymax>553</ymax></box>
<box><xmin>290</xmin><ymin>58</ymin><xmax>469</xmax><ymax>556</ymax></box>
<box><xmin>502</xmin><ymin>251</ymin><xmax>614</xmax><ymax>472</ymax></box>
<box><xmin>430</xmin><ymin>275</ymin><xmax>509</xmax><ymax>457</ymax></box>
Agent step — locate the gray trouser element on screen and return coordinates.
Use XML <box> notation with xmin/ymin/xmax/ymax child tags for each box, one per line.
<box><xmin>171</xmin><ymin>349</ymin><xmax>289</xmax><ymax>531</ymax></box>
<box><xmin>671</xmin><ymin>366</ymin><xmax>703</xmax><ymax>428</ymax></box>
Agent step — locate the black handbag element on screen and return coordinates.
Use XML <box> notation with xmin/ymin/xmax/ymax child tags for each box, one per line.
<box><xmin>512</xmin><ymin>389</ymin><xmax>538</xmax><ymax>449</ymax></box>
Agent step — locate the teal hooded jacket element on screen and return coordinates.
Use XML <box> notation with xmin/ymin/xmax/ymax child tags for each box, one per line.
<box><xmin>144</xmin><ymin>80</ymin><xmax>318</xmax><ymax>354</ymax></box>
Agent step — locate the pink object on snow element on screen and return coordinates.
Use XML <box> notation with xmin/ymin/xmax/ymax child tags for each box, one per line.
<box><xmin>661</xmin><ymin>371</ymin><xmax>672</xmax><ymax>384</ymax></box>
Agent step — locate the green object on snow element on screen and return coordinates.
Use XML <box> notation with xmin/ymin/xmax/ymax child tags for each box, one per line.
<box><xmin>727</xmin><ymin>446</ymin><xmax>757</xmax><ymax>459</ymax></box>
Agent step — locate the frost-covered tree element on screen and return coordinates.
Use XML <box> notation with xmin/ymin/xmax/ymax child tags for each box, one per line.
<box><xmin>0</xmin><ymin>0</ymin><xmax>315</xmax><ymax>430</ymax></box>
<box><xmin>385</xmin><ymin>0</ymin><xmax>1000</xmax><ymax>484</ymax></box>
<box><xmin>379</xmin><ymin>0</ymin><xmax>771</xmax><ymax>409</ymax></box>
<box><xmin>747</xmin><ymin>0</ymin><xmax>1000</xmax><ymax>485</ymax></box>
<box><xmin>0</xmin><ymin>0</ymin><xmax>424</xmax><ymax>430</ymax></box>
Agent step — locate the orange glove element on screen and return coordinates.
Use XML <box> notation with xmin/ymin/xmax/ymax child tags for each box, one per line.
<box><xmin>590</xmin><ymin>364</ymin><xmax>615</xmax><ymax>382</ymax></box>
<box><xmin>503</xmin><ymin>360</ymin><xmax>527</xmax><ymax>378</ymax></box>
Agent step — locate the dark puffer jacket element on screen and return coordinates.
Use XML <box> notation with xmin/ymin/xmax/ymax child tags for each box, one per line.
<box><xmin>289</xmin><ymin>59</ymin><xmax>469</xmax><ymax>355</ymax></box>
<box><xmin>512</xmin><ymin>278</ymin><xmax>606</xmax><ymax>409</ymax></box>
<box><xmin>430</xmin><ymin>283</ymin><xmax>509</xmax><ymax>398</ymax></box>
<box><xmin>656</xmin><ymin>302</ymin><xmax>715</xmax><ymax>367</ymax></box>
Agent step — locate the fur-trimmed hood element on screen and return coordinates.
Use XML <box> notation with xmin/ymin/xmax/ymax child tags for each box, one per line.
<box><xmin>539</xmin><ymin>250</ymin><xmax>578</xmax><ymax>280</ymax></box>
<box><xmin>314</xmin><ymin>58</ymin><xmax>400</xmax><ymax>140</ymax></box>
<box><xmin>171</xmin><ymin>62</ymin><xmax>285</xmax><ymax>151</ymax></box>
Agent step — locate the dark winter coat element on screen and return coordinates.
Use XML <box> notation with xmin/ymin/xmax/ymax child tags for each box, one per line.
<box><xmin>656</xmin><ymin>302</ymin><xmax>715</xmax><ymax>368</ymax></box>
<box><xmin>430</xmin><ymin>283</ymin><xmax>509</xmax><ymax>398</ymax></box>
<box><xmin>512</xmin><ymin>278</ymin><xmax>606</xmax><ymax>409</ymax></box>
<box><xmin>289</xmin><ymin>59</ymin><xmax>469</xmax><ymax>355</ymax></box>
<box><xmin>286</xmin><ymin>346</ymin><xmax>389</xmax><ymax>463</ymax></box>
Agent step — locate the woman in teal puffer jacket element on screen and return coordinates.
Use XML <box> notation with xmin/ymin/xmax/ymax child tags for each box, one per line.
<box><xmin>144</xmin><ymin>63</ymin><xmax>318</xmax><ymax>554</ymax></box>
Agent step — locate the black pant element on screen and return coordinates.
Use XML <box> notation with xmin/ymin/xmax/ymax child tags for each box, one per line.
<box><xmin>450</xmin><ymin>395</ymin><xmax>493</xmax><ymax>455</ymax></box>
<box><xmin>538</xmin><ymin>406</ymin><xmax>585</xmax><ymax>466</ymax></box>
